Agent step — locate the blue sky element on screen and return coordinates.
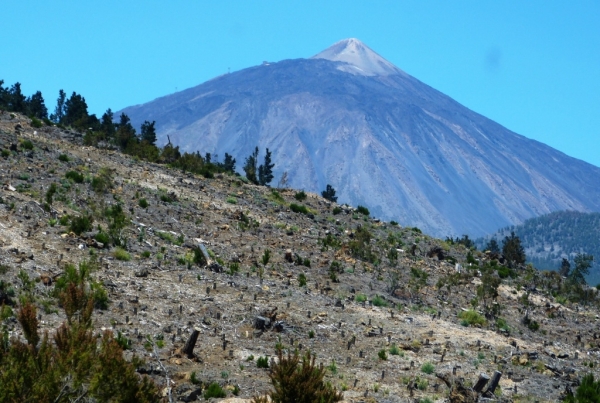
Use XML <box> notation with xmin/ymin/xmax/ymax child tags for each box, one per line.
<box><xmin>2</xmin><ymin>1</ymin><xmax>599</xmax><ymax>167</ymax></box>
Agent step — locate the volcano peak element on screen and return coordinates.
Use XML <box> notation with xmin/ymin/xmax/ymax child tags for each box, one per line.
<box><xmin>311</xmin><ymin>38</ymin><xmax>402</xmax><ymax>76</ymax></box>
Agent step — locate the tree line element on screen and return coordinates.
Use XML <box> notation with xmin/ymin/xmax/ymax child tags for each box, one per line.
<box><xmin>1</xmin><ymin>79</ymin><xmax>344</xmax><ymax>199</ymax></box>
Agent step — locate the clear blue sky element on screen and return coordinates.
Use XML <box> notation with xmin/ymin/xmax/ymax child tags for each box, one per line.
<box><xmin>2</xmin><ymin>1</ymin><xmax>599</xmax><ymax>167</ymax></box>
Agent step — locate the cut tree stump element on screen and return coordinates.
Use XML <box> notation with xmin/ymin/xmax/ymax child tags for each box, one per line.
<box><xmin>182</xmin><ymin>328</ymin><xmax>200</xmax><ymax>358</ymax></box>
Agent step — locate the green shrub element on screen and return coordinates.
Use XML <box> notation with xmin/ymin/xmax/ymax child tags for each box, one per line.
<box><xmin>563</xmin><ymin>373</ymin><xmax>600</xmax><ymax>403</ymax></box>
<box><xmin>389</xmin><ymin>344</ymin><xmax>401</xmax><ymax>356</ymax></box>
<box><xmin>371</xmin><ymin>295</ymin><xmax>388</xmax><ymax>307</ymax></box>
<box><xmin>290</xmin><ymin>203</ymin><xmax>309</xmax><ymax>214</ymax></box>
<box><xmin>390</xmin><ymin>220</ymin><xmax>399</xmax><ymax>226</ymax></box>
<box><xmin>1</xmin><ymin>149</ymin><xmax>10</xmax><ymax>158</ymax></box>
<box><xmin>252</xmin><ymin>350</ymin><xmax>343</xmax><ymax>403</ymax></box>
<box><xmin>458</xmin><ymin>310</ymin><xmax>487</xmax><ymax>327</ymax></box>
<box><xmin>527</xmin><ymin>320</ymin><xmax>540</xmax><ymax>331</ymax></box>
<box><xmin>113</xmin><ymin>248</ymin><xmax>131</xmax><ymax>261</ymax></box>
<box><xmin>298</xmin><ymin>273</ymin><xmax>307</xmax><ymax>287</ymax></box>
<box><xmin>332</xmin><ymin>206</ymin><xmax>342</xmax><ymax>215</ymax></box>
<box><xmin>30</xmin><ymin>117</ymin><xmax>43</xmax><ymax>128</ymax></box>
<box><xmin>138</xmin><ymin>198</ymin><xmax>149</xmax><ymax>208</ymax></box>
<box><xmin>69</xmin><ymin>214</ymin><xmax>93</xmax><ymax>235</ymax></box>
<box><xmin>95</xmin><ymin>231</ymin><xmax>110</xmax><ymax>246</ymax></box>
<box><xmin>65</xmin><ymin>171</ymin><xmax>84</xmax><ymax>183</ymax></box>
<box><xmin>294</xmin><ymin>191</ymin><xmax>307</xmax><ymax>201</ymax></box>
<box><xmin>59</xmin><ymin>215</ymin><xmax>70</xmax><ymax>226</ymax></box>
<box><xmin>421</xmin><ymin>362</ymin><xmax>435</xmax><ymax>374</ymax></box>
<box><xmin>227</xmin><ymin>196</ymin><xmax>237</xmax><ymax>204</ymax></box>
<box><xmin>58</xmin><ymin>154</ymin><xmax>70</xmax><ymax>162</ymax></box>
<box><xmin>356</xmin><ymin>205</ymin><xmax>370</xmax><ymax>216</ymax></box>
<box><xmin>308</xmin><ymin>330</ymin><xmax>315</xmax><ymax>338</ymax></box>
<box><xmin>378</xmin><ymin>349</ymin><xmax>388</xmax><ymax>360</ymax></box>
<box><xmin>257</xmin><ymin>356</ymin><xmax>269</xmax><ymax>368</ymax></box>
<box><xmin>204</xmin><ymin>382</ymin><xmax>226</xmax><ymax>399</ymax></box>
<box><xmin>20</xmin><ymin>139</ymin><xmax>34</xmax><ymax>150</ymax></box>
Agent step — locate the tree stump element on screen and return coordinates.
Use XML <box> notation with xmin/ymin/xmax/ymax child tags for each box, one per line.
<box><xmin>182</xmin><ymin>328</ymin><xmax>200</xmax><ymax>358</ymax></box>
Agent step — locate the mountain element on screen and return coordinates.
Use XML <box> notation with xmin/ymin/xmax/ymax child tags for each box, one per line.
<box><xmin>478</xmin><ymin>211</ymin><xmax>600</xmax><ymax>285</ymax></box>
<box><xmin>117</xmin><ymin>38</ymin><xmax>600</xmax><ymax>237</ymax></box>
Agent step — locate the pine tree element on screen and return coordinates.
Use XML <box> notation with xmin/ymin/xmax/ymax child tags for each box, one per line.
<box><xmin>559</xmin><ymin>258</ymin><xmax>571</xmax><ymax>277</ymax></box>
<box><xmin>50</xmin><ymin>89</ymin><xmax>66</xmax><ymax>123</ymax></box>
<box><xmin>258</xmin><ymin>148</ymin><xmax>274</xmax><ymax>186</ymax></box>
<box><xmin>8</xmin><ymin>82</ymin><xmax>26</xmax><ymax>113</ymax></box>
<box><xmin>322</xmin><ymin>184</ymin><xmax>338</xmax><ymax>202</ymax></box>
<box><xmin>223</xmin><ymin>153</ymin><xmax>236</xmax><ymax>173</ymax></box>
<box><xmin>63</xmin><ymin>92</ymin><xmax>89</xmax><ymax>128</ymax></box>
<box><xmin>570</xmin><ymin>254</ymin><xmax>593</xmax><ymax>285</ymax></box>
<box><xmin>26</xmin><ymin>91</ymin><xmax>48</xmax><ymax>119</ymax></box>
<box><xmin>502</xmin><ymin>231</ymin><xmax>526</xmax><ymax>268</ymax></box>
<box><xmin>244</xmin><ymin>147</ymin><xmax>259</xmax><ymax>184</ymax></box>
<box><xmin>485</xmin><ymin>238</ymin><xmax>500</xmax><ymax>254</ymax></box>
<box><xmin>140</xmin><ymin>120</ymin><xmax>157</xmax><ymax>145</ymax></box>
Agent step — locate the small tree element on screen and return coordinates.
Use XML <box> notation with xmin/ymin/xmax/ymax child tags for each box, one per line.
<box><xmin>258</xmin><ymin>148</ymin><xmax>275</xmax><ymax>186</ymax></box>
<box><xmin>222</xmin><ymin>153</ymin><xmax>236</xmax><ymax>173</ymax></box>
<box><xmin>140</xmin><ymin>120</ymin><xmax>157</xmax><ymax>145</ymax></box>
<box><xmin>244</xmin><ymin>147</ymin><xmax>259</xmax><ymax>184</ymax></box>
<box><xmin>570</xmin><ymin>254</ymin><xmax>593</xmax><ymax>286</ymax></box>
<box><xmin>559</xmin><ymin>258</ymin><xmax>571</xmax><ymax>277</ymax></box>
<box><xmin>253</xmin><ymin>350</ymin><xmax>343</xmax><ymax>403</ymax></box>
<box><xmin>563</xmin><ymin>373</ymin><xmax>600</xmax><ymax>403</ymax></box>
<box><xmin>502</xmin><ymin>231</ymin><xmax>525</xmax><ymax>268</ymax></box>
<box><xmin>485</xmin><ymin>238</ymin><xmax>500</xmax><ymax>254</ymax></box>
<box><xmin>321</xmin><ymin>184</ymin><xmax>337</xmax><ymax>202</ymax></box>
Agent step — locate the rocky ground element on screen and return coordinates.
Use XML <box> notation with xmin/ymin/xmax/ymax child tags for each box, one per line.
<box><xmin>1</xmin><ymin>111</ymin><xmax>599</xmax><ymax>402</ymax></box>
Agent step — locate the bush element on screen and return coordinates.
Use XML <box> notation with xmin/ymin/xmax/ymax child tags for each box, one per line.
<box><xmin>257</xmin><ymin>356</ymin><xmax>269</xmax><ymax>368</ymax></box>
<box><xmin>421</xmin><ymin>362</ymin><xmax>435</xmax><ymax>374</ymax></box>
<box><xmin>58</xmin><ymin>153</ymin><xmax>70</xmax><ymax>162</ymax></box>
<box><xmin>371</xmin><ymin>295</ymin><xmax>388</xmax><ymax>307</ymax></box>
<box><xmin>390</xmin><ymin>220</ymin><xmax>399</xmax><ymax>226</ymax></box>
<box><xmin>65</xmin><ymin>170</ymin><xmax>84</xmax><ymax>183</ymax></box>
<box><xmin>69</xmin><ymin>214</ymin><xmax>93</xmax><ymax>235</ymax></box>
<box><xmin>20</xmin><ymin>139</ymin><xmax>34</xmax><ymax>150</ymax></box>
<box><xmin>378</xmin><ymin>349</ymin><xmax>388</xmax><ymax>360</ymax></box>
<box><xmin>138</xmin><ymin>198</ymin><xmax>149</xmax><ymax>208</ymax></box>
<box><xmin>290</xmin><ymin>203</ymin><xmax>309</xmax><ymax>214</ymax></box>
<box><xmin>332</xmin><ymin>206</ymin><xmax>342</xmax><ymax>215</ymax></box>
<box><xmin>356</xmin><ymin>205</ymin><xmax>370</xmax><ymax>216</ymax></box>
<box><xmin>252</xmin><ymin>350</ymin><xmax>343</xmax><ymax>403</ymax></box>
<box><xmin>355</xmin><ymin>293</ymin><xmax>367</xmax><ymax>303</ymax></box>
<box><xmin>30</xmin><ymin>116</ymin><xmax>43</xmax><ymax>128</ymax></box>
<box><xmin>389</xmin><ymin>344</ymin><xmax>401</xmax><ymax>356</ymax></box>
<box><xmin>458</xmin><ymin>310</ymin><xmax>487</xmax><ymax>327</ymax></box>
<box><xmin>113</xmin><ymin>248</ymin><xmax>131</xmax><ymax>261</ymax></box>
<box><xmin>294</xmin><ymin>191</ymin><xmax>307</xmax><ymax>201</ymax></box>
<box><xmin>95</xmin><ymin>231</ymin><xmax>110</xmax><ymax>246</ymax></box>
<box><xmin>563</xmin><ymin>373</ymin><xmax>600</xmax><ymax>403</ymax></box>
<box><xmin>204</xmin><ymin>382</ymin><xmax>226</xmax><ymax>399</ymax></box>
<box><xmin>298</xmin><ymin>273</ymin><xmax>307</xmax><ymax>287</ymax></box>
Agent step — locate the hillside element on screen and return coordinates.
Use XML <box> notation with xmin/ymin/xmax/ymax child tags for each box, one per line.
<box><xmin>1</xmin><ymin>112</ymin><xmax>600</xmax><ymax>402</ymax></box>
<box><xmin>479</xmin><ymin>211</ymin><xmax>600</xmax><ymax>285</ymax></box>
<box><xmin>118</xmin><ymin>38</ymin><xmax>600</xmax><ymax>238</ymax></box>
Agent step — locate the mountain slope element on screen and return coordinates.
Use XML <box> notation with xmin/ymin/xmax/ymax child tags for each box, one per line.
<box><xmin>117</xmin><ymin>39</ymin><xmax>600</xmax><ymax>237</ymax></box>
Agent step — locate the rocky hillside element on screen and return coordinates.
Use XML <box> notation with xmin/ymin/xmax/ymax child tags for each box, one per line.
<box><xmin>117</xmin><ymin>38</ymin><xmax>600</xmax><ymax>238</ymax></box>
<box><xmin>1</xmin><ymin>112</ymin><xmax>600</xmax><ymax>402</ymax></box>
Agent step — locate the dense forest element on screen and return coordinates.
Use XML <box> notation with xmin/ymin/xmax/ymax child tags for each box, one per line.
<box><xmin>478</xmin><ymin>211</ymin><xmax>600</xmax><ymax>285</ymax></box>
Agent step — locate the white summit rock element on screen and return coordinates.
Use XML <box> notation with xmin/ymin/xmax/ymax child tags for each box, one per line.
<box><xmin>311</xmin><ymin>38</ymin><xmax>403</xmax><ymax>76</ymax></box>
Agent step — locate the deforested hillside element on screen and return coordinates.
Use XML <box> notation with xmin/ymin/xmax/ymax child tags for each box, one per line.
<box><xmin>1</xmin><ymin>112</ymin><xmax>600</xmax><ymax>402</ymax></box>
